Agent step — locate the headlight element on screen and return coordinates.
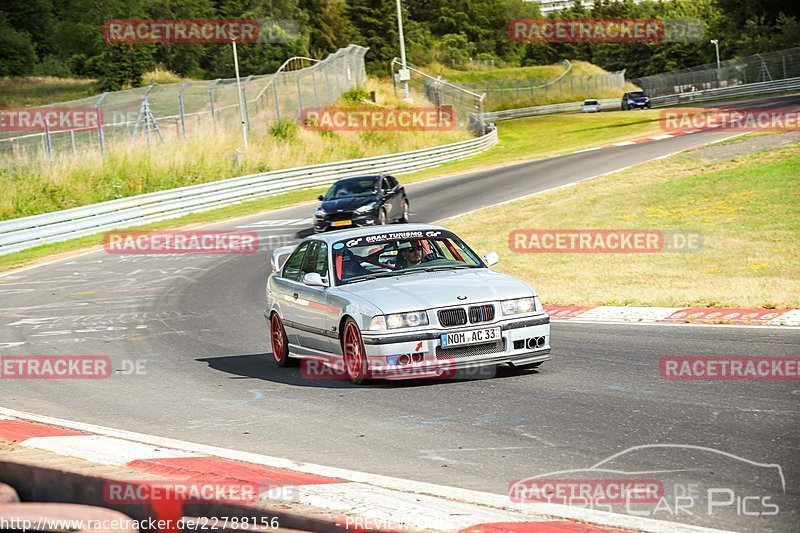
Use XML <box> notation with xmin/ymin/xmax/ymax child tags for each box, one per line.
<box><xmin>501</xmin><ymin>297</ymin><xmax>535</xmax><ymax>315</ymax></box>
<box><xmin>315</xmin><ymin>207</ymin><xmax>326</xmax><ymax>217</ymax></box>
<box><xmin>370</xmin><ymin>311</ymin><xmax>428</xmax><ymax>330</ymax></box>
<box><xmin>355</xmin><ymin>202</ymin><xmax>377</xmax><ymax>214</ymax></box>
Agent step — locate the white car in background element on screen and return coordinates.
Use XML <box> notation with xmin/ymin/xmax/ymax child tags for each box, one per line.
<box><xmin>581</xmin><ymin>99</ymin><xmax>601</xmax><ymax>113</ymax></box>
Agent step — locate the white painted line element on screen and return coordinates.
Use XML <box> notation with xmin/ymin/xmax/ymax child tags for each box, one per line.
<box><xmin>572</xmin><ymin>147</ymin><xmax>602</xmax><ymax>154</ymax></box>
<box><xmin>0</xmin><ymin>408</ymin><xmax>731</xmax><ymax>533</ymax></box>
<box><xmin>612</xmin><ymin>141</ymin><xmax>637</xmax><ymax>146</ymax></box>
<box><xmin>650</xmin><ymin>134</ymin><xmax>674</xmax><ymax>140</ymax></box>
<box><xmin>21</xmin><ymin>434</ymin><xmax>201</xmax><ymax>466</ymax></box>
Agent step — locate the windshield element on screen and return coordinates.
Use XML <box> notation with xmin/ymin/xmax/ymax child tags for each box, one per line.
<box><xmin>584</xmin><ymin>100</ymin><xmax>599</xmax><ymax>105</ymax></box>
<box><xmin>324</xmin><ymin>178</ymin><xmax>377</xmax><ymax>199</ymax></box>
<box><xmin>629</xmin><ymin>91</ymin><xmax>646</xmax><ymax>98</ymax></box>
<box><xmin>332</xmin><ymin>229</ymin><xmax>484</xmax><ymax>284</ymax></box>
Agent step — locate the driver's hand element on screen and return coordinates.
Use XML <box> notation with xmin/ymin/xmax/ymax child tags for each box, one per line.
<box><xmin>422</xmin><ymin>252</ymin><xmax>438</xmax><ymax>262</ymax></box>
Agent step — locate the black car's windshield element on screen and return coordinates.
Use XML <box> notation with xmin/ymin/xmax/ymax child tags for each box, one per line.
<box><xmin>333</xmin><ymin>229</ymin><xmax>484</xmax><ymax>284</ymax></box>
<box><xmin>629</xmin><ymin>91</ymin><xmax>646</xmax><ymax>98</ymax></box>
<box><xmin>324</xmin><ymin>178</ymin><xmax>377</xmax><ymax>199</ymax></box>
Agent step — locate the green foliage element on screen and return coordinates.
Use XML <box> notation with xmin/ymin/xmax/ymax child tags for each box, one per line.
<box><xmin>341</xmin><ymin>88</ymin><xmax>371</xmax><ymax>103</ymax></box>
<box><xmin>269</xmin><ymin>119</ymin><xmax>299</xmax><ymax>141</ymax></box>
<box><xmin>0</xmin><ymin>13</ymin><xmax>37</xmax><ymax>76</ymax></box>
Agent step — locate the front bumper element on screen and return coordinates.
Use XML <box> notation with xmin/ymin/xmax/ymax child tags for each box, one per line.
<box><xmin>360</xmin><ymin>314</ymin><xmax>551</xmax><ymax>380</ymax></box>
<box><xmin>314</xmin><ymin>212</ymin><xmax>378</xmax><ymax>232</ymax></box>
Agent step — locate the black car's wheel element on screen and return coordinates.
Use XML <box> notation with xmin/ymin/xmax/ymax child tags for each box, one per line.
<box><xmin>270</xmin><ymin>313</ymin><xmax>297</xmax><ymax>367</ymax></box>
<box><xmin>399</xmin><ymin>199</ymin><xmax>410</xmax><ymax>223</ymax></box>
<box><xmin>377</xmin><ymin>208</ymin><xmax>387</xmax><ymax>225</ymax></box>
<box><xmin>342</xmin><ymin>318</ymin><xmax>369</xmax><ymax>384</ymax></box>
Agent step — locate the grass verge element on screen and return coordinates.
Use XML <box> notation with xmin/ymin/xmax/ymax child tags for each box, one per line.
<box><xmin>444</xmin><ymin>138</ymin><xmax>800</xmax><ymax>309</ymax></box>
<box><xmin>0</xmin><ymin>109</ymin><xmax>677</xmax><ymax>273</ymax></box>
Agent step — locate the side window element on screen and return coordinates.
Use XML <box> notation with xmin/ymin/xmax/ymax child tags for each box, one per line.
<box><xmin>386</xmin><ymin>176</ymin><xmax>398</xmax><ymax>189</ymax></box>
<box><xmin>380</xmin><ymin>177</ymin><xmax>391</xmax><ymax>193</ymax></box>
<box><xmin>300</xmin><ymin>242</ymin><xmax>320</xmax><ymax>278</ymax></box>
<box><xmin>282</xmin><ymin>242</ymin><xmax>310</xmax><ymax>281</ymax></box>
<box><xmin>314</xmin><ymin>243</ymin><xmax>329</xmax><ymax>278</ymax></box>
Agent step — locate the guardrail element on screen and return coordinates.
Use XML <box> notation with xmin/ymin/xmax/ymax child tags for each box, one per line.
<box><xmin>483</xmin><ymin>77</ymin><xmax>800</xmax><ymax>122</ymax></box>
<box><xmin>649</xmin><ymin>77</ymin><xmax>800</xmax><ymax>107</ymax></box>
<box><xmin>0</xmin><ymin>129</ymin><xmax>497</xmax><ymax>255</ymax></box>
<box><xmin>483</xmin><ymin>98</ymin><xmax>619</xmax><ymax>121</ymax></box>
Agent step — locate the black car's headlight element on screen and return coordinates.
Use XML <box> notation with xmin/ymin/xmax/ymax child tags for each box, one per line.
<box><xmin>355</xmin><ymin>202</ymin><xmax>377</xmax><ymax>214</ymax></box>
<box><xmin>315</xmin><ymin>207</ymin><xmax>326</xmax><ymax>217</ymax></box>
<box><xmin>500</xmin><ymin>296</ymin><xmax>541</xmax><ymax>315</ymax></box>
<box><xmin>369</xmin><ymin>311</ymin><xmax>429</xmax><ymax>330</ymax></box>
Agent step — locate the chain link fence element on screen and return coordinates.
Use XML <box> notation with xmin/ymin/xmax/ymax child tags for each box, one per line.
<box><xmin>0</xmin><ymin>45</ymin><xmax>368</xmax><ymax>161</ymax></box>
<box><xmin>634</xmin><ymin>47</ymin><xmax>800</xmax><ymax>97</ymax></box>
<box><xmin>390</xmin><ymin>58</ymin><xmax>487</xmax><ymax>134</ymax></box>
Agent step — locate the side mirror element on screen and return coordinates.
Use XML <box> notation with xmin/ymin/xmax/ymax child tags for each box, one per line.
<box><xmin>483</xmin><ymin>251</ymin><xmax>500</xmax><ymax>267</ymax></box>
<box><xmin>303</xmin><ymin>272</ymin><xmax>328</xmax><ymax>287</ymax></box>
<box><xmin>317</xmin><ymin>195</ymin><xmax>325</xmax><ymax>201</ymax></box>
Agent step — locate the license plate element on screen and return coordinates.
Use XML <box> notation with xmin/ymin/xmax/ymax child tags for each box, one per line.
<box><xmin>331</xmin><ymin>220</ymin><xmax>351</xmax><ymax>227</ymax></box>
<box><xmin>440</xmin><ymin>327</ymin><xmax>501</xmax><ymax>348</ymax></box>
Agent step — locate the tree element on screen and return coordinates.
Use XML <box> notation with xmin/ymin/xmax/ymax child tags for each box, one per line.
<box><xmin>346</xmin><ymin>0</ymin><xmax>399</xmax><ymax>75</ymax></box>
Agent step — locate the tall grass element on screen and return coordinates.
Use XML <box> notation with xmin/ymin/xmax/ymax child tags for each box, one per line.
<box><xmin>0</xmin><ymin>77</ymin><xmax>470</xmax><ymax>221</ymax></box>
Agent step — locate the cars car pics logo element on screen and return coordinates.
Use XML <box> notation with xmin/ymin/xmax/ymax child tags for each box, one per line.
<box><xmin>301</xmin><ymin>106</ymin><xmax>456</xmax><ymax>131</ymax></box>
<box><xmin>0</xmin><ymin>108</ymin><xmax>101</xmax><ymax>132</ymax></box>
<box><xmin>508</xmin><ymin>229</ymin><xmax>703</xmax><ymax>253</ymax></box>
<box><xmin>660</xmin><ymin>356</ymin><xmax>800</xmax><ymax>381</ymax></box>
<box><xmin>103</xmin><ymin>230</ymin><xmax>259</xmax><ymax>255</ymax></box>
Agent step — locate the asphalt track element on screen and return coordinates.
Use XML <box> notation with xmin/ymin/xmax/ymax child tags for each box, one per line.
<box><xmin>1</xmin><ymin>95</ymin><xmax>799</xmax><ymax>532</ymax></box>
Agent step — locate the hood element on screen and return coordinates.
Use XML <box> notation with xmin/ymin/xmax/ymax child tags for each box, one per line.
<box><xmin>335</xmin><ymin>268</ymin><xmax>535</xmax><ymax>314</ymax></box>
<box><xmin>321</xmin><ymin>196</ymin><xmax>376</xmax><ymax>212</ymax></box>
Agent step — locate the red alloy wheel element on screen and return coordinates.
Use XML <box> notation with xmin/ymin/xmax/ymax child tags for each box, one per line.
<box><xmin>343</xmin><ymin>319</ymin><xmax>368</xmax><ymax>384</ymax></box>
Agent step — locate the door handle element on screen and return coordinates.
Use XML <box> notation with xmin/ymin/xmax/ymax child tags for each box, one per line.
<box><xmin>292</xmin><ymin>293</ymin><xmax>299</xmax><ymax>299</ymax></box>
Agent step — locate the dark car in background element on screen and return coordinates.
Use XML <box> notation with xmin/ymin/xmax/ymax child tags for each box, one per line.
<box><xmin>314</xmin><ymin>175</ymin><xmax>409</xmax><ymax>232</ymax></box>
<box><xmin>621</xmin><ymin>91</ymin><xmax>651</xmax><ymax>110</ymax></box>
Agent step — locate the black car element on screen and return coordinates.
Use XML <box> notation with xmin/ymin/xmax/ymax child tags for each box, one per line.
<box><xmin>621</xmin><ymin>91</ymin><xmax>651</xmax><ymax>110</ymax></box>
<box><xmin>314</xmin><ymin>174</ymin><xmax>409</xmax><ymax>232</ymax></box>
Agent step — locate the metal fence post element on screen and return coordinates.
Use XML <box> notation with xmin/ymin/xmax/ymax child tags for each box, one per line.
<box><xmin>208</xmin><ymin>79</ymin><xmax>220</xmax><ymax>129</ymax></box>
<box><xmin>272</xmin><ymin>78</ymin><xmax>281</xmax><ymax>122</ymax></box>
<box><xmin>242</xmin><ymin>75</ymin><xmax>253</xmax><ymax>134</ymax></box>
<box><xmin>96</xmin><ymin>93</ymin><xmax>107</xmax><ymax>156</ymax></box>
<box><xmin>177</xmin><ymin>82</ymin><xmax>188</xmax><ymax>139</ymax></box>
<box><xmin>296</xmin><ymin>75</ymin><xmax>304</xmax><ymax>120</ymax></box>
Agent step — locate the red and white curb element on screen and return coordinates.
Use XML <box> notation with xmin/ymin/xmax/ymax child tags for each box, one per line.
<box><xmin>0</xmin><ymin>409</ymin><xmax>729</xmax><ymax>533</ymax></box>
<box><xmin>545</xmin><ymin>306</ymin><xmax>800</xmax><ymax>327</ymax></box>
<box><xmin>571</xmin><ymin>129</ymin><xmax>705</xmax><ymax>154</ymax></box>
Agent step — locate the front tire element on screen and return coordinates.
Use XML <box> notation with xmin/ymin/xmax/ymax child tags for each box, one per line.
<box><xmin>342</xmin><ymin>318</ymin><xmax>369</xmax><ymax>384</ymax></box>
<box><xmin>270</xmin><ymin>313</ymin><xmax>296</xmax><ymax>367</ymax></box>
<box><xmin>399</xmin><ymin>199</ymin><xmax>410</xmax><ymax>223</ymax></box>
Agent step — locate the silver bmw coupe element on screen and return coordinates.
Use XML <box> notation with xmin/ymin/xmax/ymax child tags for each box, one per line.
<box><xmin>265</xmin><ymin>224</ymin><xmax>551</xmax><ymax>384</ymax></box>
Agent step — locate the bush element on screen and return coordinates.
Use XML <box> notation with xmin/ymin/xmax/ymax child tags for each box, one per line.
<box><xmin>341</xmin><ymin>88</ymin><xmax>370</xmax><ymax>103</ymax></box>
<box><xmin>269</xmin><ymin>119</ymin><xmax>298</xmax><ymax>141</ymax></box>
<box><xmin>32</xmin><ymin>55</ymin><xmax>73</xmax><ymax>77</ymax></box>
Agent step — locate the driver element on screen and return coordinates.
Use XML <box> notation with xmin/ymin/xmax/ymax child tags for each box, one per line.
<box><xmin>396</xmin><ymin>240</ymin><xmax>434</xmax><ymax>269</ymax></box>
